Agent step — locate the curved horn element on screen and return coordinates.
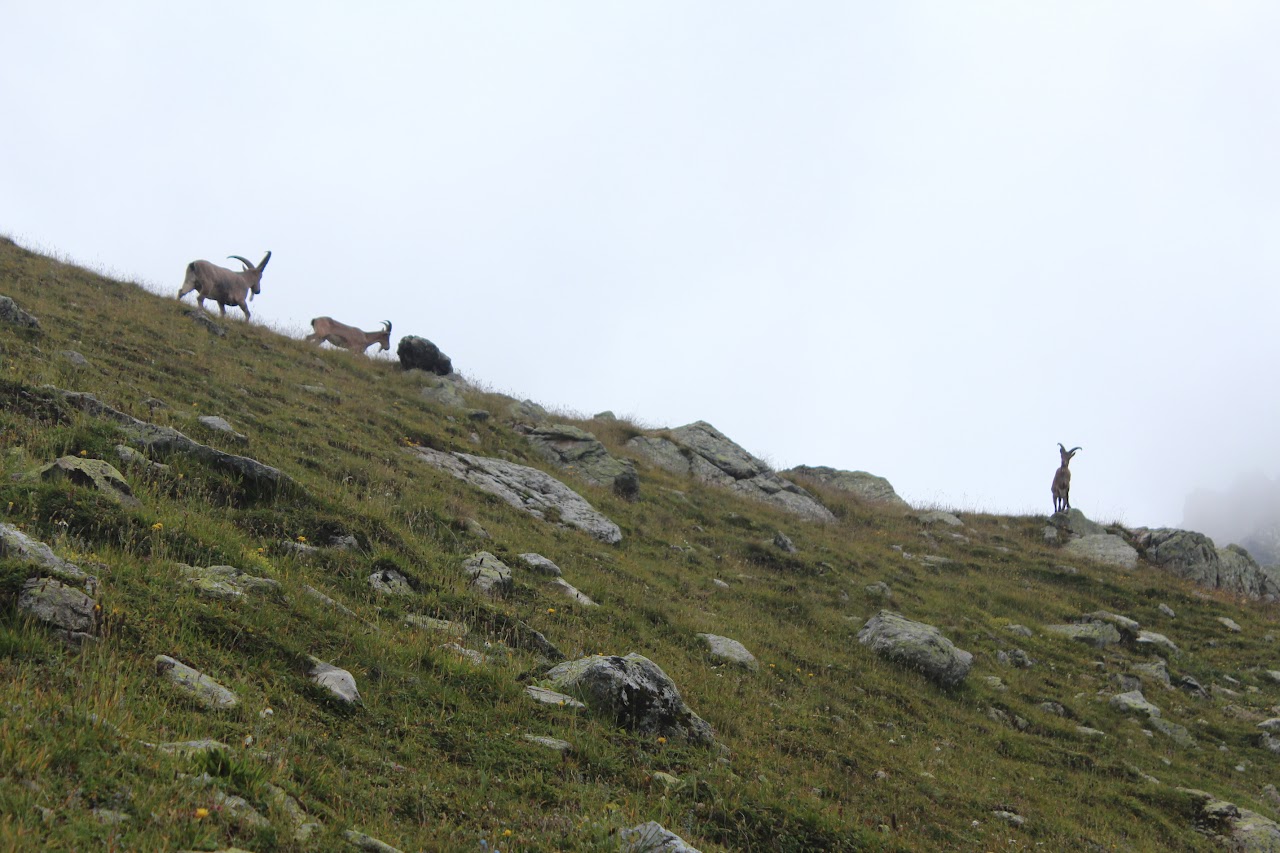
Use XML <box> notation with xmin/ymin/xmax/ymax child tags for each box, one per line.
<box><xmin>1068</xmin><ymin>446</ymin><xmax>1082</xmax><ymax>454</ymax></box>
<box><xmin>257</xmin><ymin>251</ymin><xmax>271</xmax><ymax>270</ymax></box>
<box><xmin>1058</xmin><ymin>442</ymin><xmax>1066</xmax><ymax>452</ymax></box>
<box><xmin>227</xmin><ymin>255</ymin><xmax>253</xmax><ymax>270</ymax></box>
<box><xmin>382</xmin><ymin>321</ymin><xmax>392</xmax><ymax>333</ymax></box>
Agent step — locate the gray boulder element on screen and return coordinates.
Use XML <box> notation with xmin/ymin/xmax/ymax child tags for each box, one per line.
<box><xmin>368</xmin><ymin>568</ymin><xmax>414</xmax><ymax>596</ymax></box>
<box><xmin>620</xmin><ymin>821</ymin><xmax>703</xmax><ymax>852</ymax></box>
<box><xmin>518</xmin><ymin>553</ymin><xmax>562</xmax><ymax>577</ymax></box>
<box><xmin>1177</xmin><ymin>789</ymin><xmax>1280</xmax><ymax>851</ymax></box>
<box><xmin>627</xmin><ymin>422</ymin><xmax>834</xmax><ymax>522</ymax></box>
<box><xmin>856</xmin><ymin>610</ymin><xmax>973</xmax><ymax>687</ymax></box>
<box><xmin>784</xmin><ymin>465</ymin><xmax>910</xmax><ymax>509</ymax></box>
<box><xmin>181</xmin><ymin>564</ymin><xmax>280</xmax><ymax>600</ymax></box>
<box><xmin>396</xmin><ymin>335</ymin><xmax>452</xmax><ymax>375</ymax></box>
<box><xmin>419</xmin><ymin>374</ymin><xmax>468</xmax><ymax>408</ymax></box>
<box><xmin>0</xmin><ymin>294</ymin><xmax>39</xmax><ymax>328</ymax></box>
<box><xmin>546</xmin><ymin>653</ymin><xmax>716</xmax><ymax>745</ymax></box>
<box><xmin>1136</xmin><ymin>528</ymin><xmax>1280</xmax><ymax>600</ymax></box>
<box><xmin>1110</xmin><ymin>690</ymin><xmax>1161</xmax><ymax>717</ymax></box>
<box><xmin>38</xmin><ymin>456</ymin><xmax>140</xmax><ymax>508</ymax></box>
<box><xmin>155</xmin><ymin>655</ymin><xmax>239</xmax><ymax>709</ymax></box>
<box><xmin>18</xmin><ymin>577</ymin><xmax>99</xmax><ymax>644</ymax></box>
<box><xmin>196</xmin><ymin>415</ymin><xmax>247</xmax><ymax>442</ymax></box>
<box><xmin>409</xmin><ymin>446</ymin><xmax>622</xmax><ymax>544</ymax></box>
<box><xmin>462</xmin><ymin>551</ymin><xmax>513</xmax><ymax>598</ymax></box>
<box><xmin>696</xmin><ymin>633</ymin><xmax>759</xmax><ymax>671</ymax></box>
<box><xmin>307</xmin><ymin>656</ymin><xmax>361</xmax><ymax>705</ymax></box>
<box><xmin>0</xmin><ymin>523</ymin><xmax>97</xmax><ymax>586</ymax></box>
<box><xmin>917</xmin><ymin>510</ymin><xmax>963</xmax><ymax>527</ymax></box>
<box><xmin>1049</xmin><ymin>508</ymin><xmax>1108</xmax><ymax>537</ymax></box>
<box><xmin>525</xmin><ymin>424</ymin><xmax>639</xmax><ymax>499</ymax></box>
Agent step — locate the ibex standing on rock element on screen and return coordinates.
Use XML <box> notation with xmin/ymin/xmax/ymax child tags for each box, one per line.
<box><xmin>178</xmin><ymin>251</ymin><xmax>271</xmax><ymax>320</ymax></box>
<box><xmin>1051</xmin><ymin>443</ymin><xmax>1082</xmax><ymax>513</ymax></box>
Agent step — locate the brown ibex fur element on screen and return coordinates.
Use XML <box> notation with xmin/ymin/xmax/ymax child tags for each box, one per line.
<box><xmin>1051</xmin><ymin>443</ymin><xmax>1081</xmax><ymax>513</ymax></box>
<box><xmin>306</xmin><ymin>318</ymin><xmax>392</xmax><ymax>354</ymax></box>
<box><xmin>178</xmin><ymin>251</ymin><xmax>271</xmax><ymax>319</ymax></box>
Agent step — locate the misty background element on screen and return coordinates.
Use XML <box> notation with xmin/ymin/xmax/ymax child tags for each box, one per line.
<box><xmin>2</xmin><ymin>3</ymin><xmax>1278</xmax><ymax>547</ymax></box>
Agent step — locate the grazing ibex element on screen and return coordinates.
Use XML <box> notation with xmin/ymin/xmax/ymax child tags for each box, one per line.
<box><xmin>178</xmin><ymin>251</ymin><xmax>271</xmax><ymax>320</ymax></box>
<box><xmin>306</xmin><ymin>318</ymin><xmax>392</xmax><ymax>354</ymax></box>
<box><xmin>1051</xmin><ymin>443</ymin><xmax>1082</xmax><ymax>513</ymax></box>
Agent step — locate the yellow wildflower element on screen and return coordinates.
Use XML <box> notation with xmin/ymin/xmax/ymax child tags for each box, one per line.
<box><xmin>151</xmin><ymin>522</ymin><xmax>163</xmax><ymax>531</ymax></box>
<box><xmin>194</xmin><ymin>807</ymin><xmax>209</xmax><ymax>819</ymax></box>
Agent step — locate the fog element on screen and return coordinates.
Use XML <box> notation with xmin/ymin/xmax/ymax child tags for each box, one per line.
<box><xmin>3</xmin><ymin>2</ymin><xmax>1279</xmax><ymax>529</ymax></box>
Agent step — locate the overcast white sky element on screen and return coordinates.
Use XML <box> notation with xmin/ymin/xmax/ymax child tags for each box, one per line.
<box><xmin>3</xmin><ymin>2</ymin><xmax>1278</xmax><ymax>530</ymax></box>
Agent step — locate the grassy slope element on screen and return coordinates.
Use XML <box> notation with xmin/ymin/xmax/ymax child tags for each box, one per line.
<box><xmin>0</xmin><ymin>236</ymin><xmax>1276</xmax><ymax>851</ymax></box>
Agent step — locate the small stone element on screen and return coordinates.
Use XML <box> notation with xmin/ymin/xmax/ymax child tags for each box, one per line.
<box><xmin>1158</xmin><ymin>603</ymin><xmax>1176</xmax><ymax>618</ymax></box>
<box><xmin>1218</xmin><ymin>616</ymin><xmax>1243</xmax><ymax>633</ymax></box>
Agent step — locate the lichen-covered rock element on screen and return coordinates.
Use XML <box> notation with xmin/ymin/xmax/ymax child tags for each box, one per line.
<box><xmin>196</xmin><ymin>415</ymin><xmax>247</xmax><ymax>442</ymax></box>
<box><xmin>419</xmin><ymin>373</ymin><xmax>468</xmax><ymax>408</ymax></box>
<box><xmin>525</xmin><ymin>685</ymin><xmax>587</xmax><ymax>710</ymax></box>
<box><xmin>1084</xmin><ymin>611</ymin><xmax>1141</xmax><ymax>640</ymax></box>
<box><xmin>343</xmin><ymin>829</ymin><xmax>405</xmax><ymax>853</ymax></box>
<box><xmin>1136</xmin><ymin>630</ymin><xmax>1180</xmax><ymax>656</ymax></box>
<box><xmin>368</xmin><ymin>568</ymin><xmax>414</xmax><ymax>596</ymax></box>
<box><xmin>180</xmin><ymin>564</ymin><xmax>280</xmax><ymax>600</ymax></box>
<box><xmin>546</xmin><ymin>653</ymin><xmax>716</xmax><ymax>745</ymax></box>
<box><xmin>525</xmin><ymin>424</ymin><xmax>639</xmax><ymax>499</ymax></box>
<box><xmin>409</xmin><ymin>446</ymin><xmax>622</xmax><ymax>544</ymax></box>
<box><xmin>307</xmin><ymin>657</ymin><xmax>361</xmax><ymax>705</ymax></box>
<box><xmin>1049</xmin><ymin>508</ymin><xmax>1107</xmax><ymax>537</ymax></box>
<box><xmin>0</xmin><ymin>524</ymin><xmax>94</xmax><ymax>585</ymax></box>
<box><xmin>627</xmin><ymin>422</ymin><xmax>834</xmax><ymax>523</ymax></box>
<box><xmin>784</xmin><ymin>465</ymin><xmax>910</xmax><ymax>509</ymax></box>
<box><xmin>548</xmin><ymin>577</ymin><xmax>598</xmax><ymax>607</ymax></box>
<box><xmin>38</xmin><ymin>456</ymin><xmax>141</xmax><ymax>507</ymax></box>
<box><xmin>155</xmin><ymin>655</ymin><xmax>238</xmax><ymax>709</ymax></box>
<box><xmin>1177</xmin><ymin>788</ymin><xmax>1280</xmax><ymax>851</ymax></box>
<box><xmin>404</xmin><ymin>614</ymin><xmax>468</xmax><ymax>636</ymax></box>
<box><xmin>1064</xmin><ymin>534</ymin><xmax>1138</xmax><ymax>569</ymax></box>
<box><xmin>917</xmin><ymin>511</ymin><xmax>963</xmax><ymax>527</ymax></box>
<box><xmin>1110</xmin><ymin>690</ymin><xmax>1161</xmax><ymax>717</ymax></box>
<box><xmin>696</xmin><ymin>633</ymin><xmax>759</xmax><ymax>671</ymax></box>
<box><xmin>462</xmin><ymin>551</ymin><xmax>513</xmax><ymax>598</ymax></box>
<box><xmin>857</xmin><ymin>610</ymin><xmax>973</xmax><ymax>687</ymax></box>
<box><xmin>18</xmin><ymin>577</ymin><xmax>99</xmax><ymax>644</ymax></box>
<box><xmin>1044</xmin><ymin>622</ymin><xmax>1122</xmax><ymax>648</ymax></box>
<box><xmin>620</xmin><ymin>821</ymin><xmax>703</xmax><ymax>852</ymax></box>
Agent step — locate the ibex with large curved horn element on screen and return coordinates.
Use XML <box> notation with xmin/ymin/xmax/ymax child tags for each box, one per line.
<box><xmin>178</xmin><ymin>251</ymin><xmax>271</xmax><ymax>320</ymax></box>
<box><xmin>306</xmin><ymin>318</ymin><xmax>393</xmax><ymax>354</ymax></box>
<box><xmin>1051</xmin><ymin>443</ymin><xmax>1081</xmax><ymax>513</ymax></box>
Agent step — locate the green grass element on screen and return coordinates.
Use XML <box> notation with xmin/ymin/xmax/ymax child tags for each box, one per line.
<box><xmin>0</xmin><ymin>234</ymin><xmax>1274</xmax><ymax>850</ymax></box>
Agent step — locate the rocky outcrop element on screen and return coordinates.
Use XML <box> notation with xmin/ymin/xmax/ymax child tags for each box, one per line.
<box><xmin>784</xmin><ymin>465</ymin><xmax>909</xmax><ymax>509</ymax></box>
<box><xmin>38</xmin><ymin>456</ymin><xmax>140</xmax><ymax>507</ymax></box>
<box><xmin>408</xmin><ymin>446</ymin><xmax>622</xmax><ymax>544</ymax></box>
<box><xmin>627</xmin><ymin>422</ymin><xmax>834</xmax><ymax>522</ymax></box>
<box><xmin>0</xmin><ymin>294</ymin><xmax>40</xmax><ymax>329</ymax></box>
<box><xmin>1178</xmin><ymin>788</ymin><xmax>1280</xmax><ymax>851</ymax></box>
<box><xmin>546</xmin><ymin>654</ymin><xmax>716</xmax><ymax>746</ymax></box>
<box><xmin>1044</xmin><ymin>622</ymin><xmax>1122</xmax><ymax>648</ymax></box>
<box><xmin>857</xmin><ymin>610</ymin><xmax>973</xmax><ymax>687</ymax></box>
<box><xmin>1</xmin><ymin>523</ymin><xmax>97</xmax><ymax>586</ymax></box>
<box><xmin>1134</xmin><ymin>528</ymin><xmax>1280</xmax><ymax>600</ymax></box>
<box><xmin>50</xmin><ymin>389</ymin><xmax>294</xmax><ymax>492</ymax></box>
<box><xmin>1064</xmin><ymin>534</ymin><xmax>1138</xmax><ymax>569</ymax></box>
<box><xmin>396</xmin><ymin>335</ymin><xmax>452</xmax><ymax>375</ymax></box>
<box><xmin>525</xmin><ymin>424</ymin><xmax>639</xmax><ymax>498</ymax></box>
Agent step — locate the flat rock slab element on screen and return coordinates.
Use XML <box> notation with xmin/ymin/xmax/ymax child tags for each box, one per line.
<box><xmin>343</xmin><ymin>829</ymin><xmax>405</xmax><ymax>853</ymax></box>
<box><xmin>197</xmin><ymin>415</ymin><xmax>247</xmax><ymax>442</ymax></box>
<box><xmin>784</xmin><ymin>466</ymin><xmax>910</xmax><ymax>509</ymax></box>
<box><xmin>696</xmin><ymin>633</ymin><xmax>759</xmax><ymax>671</ymax></box>
<box><xmin>1136</xmin><ymin>630</ymin><xmax>1180</xmax><ymax>656</ymax></box>
<box><xmin>548</xmin><ymin>577</ymin><xmax>598</xmax><ymax>607</ymax></box>
<box><xmin>518</xmin><ymin>553</ymin><xmax>563</xmax><ymax>576</ymax></box>
<box><xmin>0</xmin><ymin>523</ymin><xmax>96</xmax><ymax>586</ymax></box>
<box><xmin>409</xmin><ymin>446</ymin><xmax>622</xmax><ymax>544</ymax></box>
<box><xmin>1064</xmin><ymin>534</ymin><xmax>1138</xmax><ymax>569</ymax></box>
<box><xmin>1110</xmin><ymin>690</ymin><xmax>1161</xmax><ymax>717</ymax></box>
<box><xmin>404</xmin><ymin>614</ymin><xmax>468</xmax><ymax>636</ymax></box>
<box><xmin>181</xmin><ymin>564</ymin><xmax>280</xmax><ymax>600</ymax></box>
<box><xmin>39</xmin><ymin>456</ymin><xmax>140</xmax><ymax>507</ymax></box>
<box><xmin>155</xmin><ymin>655</ymin><xmax>238</xmax><ymax>709</ymax></box>
<box><xmin>525</xmin><ymin>685</ymin><xmax>586</xmax><ymax>710</ymax></box>
<box><xmin>857</xmin><ymin>610</ymin><xmax>973</xmax><ymax>687</ymax></box>
<box><xmin>0</xmin><ymin>294</ymin><xmax>40</xmax><ymax>328</ymax></box>
<box><xmin>1044</xmin><ymin>622</ymin><xmax>1122</xmax><ymax>648</ymax></box>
